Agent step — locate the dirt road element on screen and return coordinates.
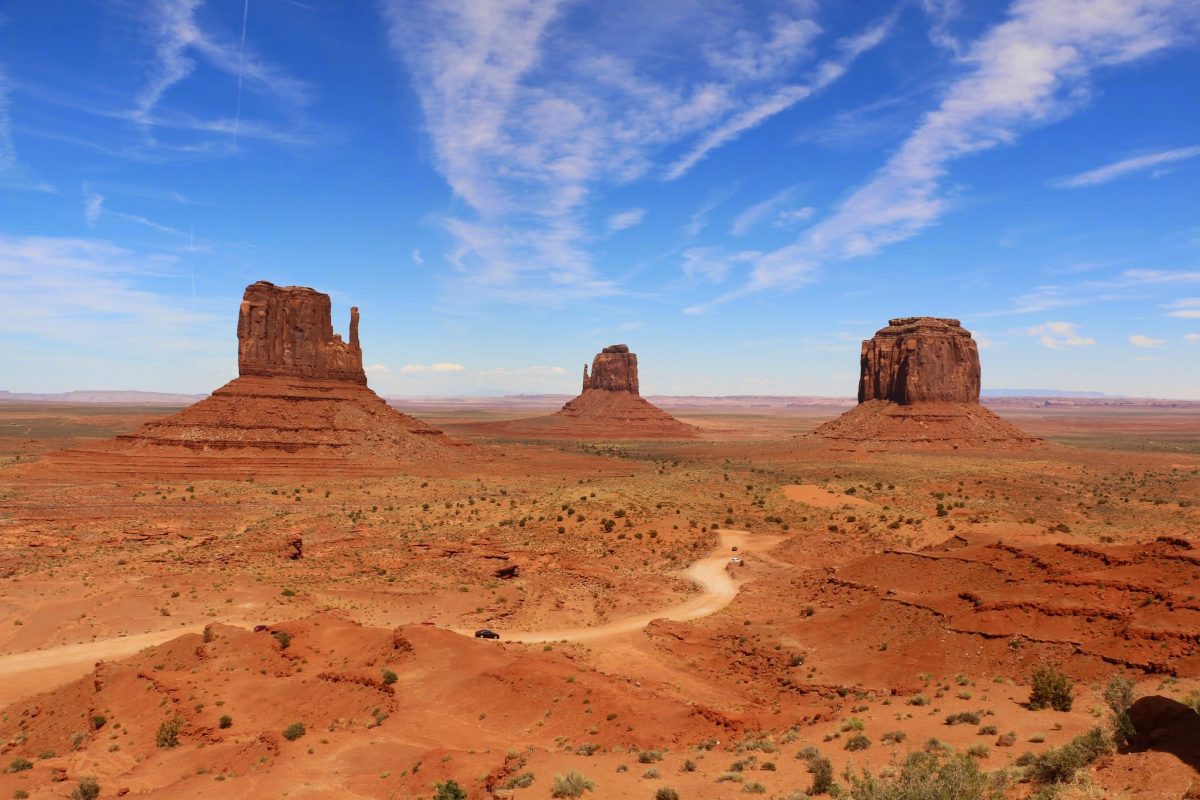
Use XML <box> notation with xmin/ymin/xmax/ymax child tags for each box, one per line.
<box><xmin>0</xmin><ymin>528</ymin><xmax>783</xmax><ymax>704</ymax></box>
<box><xmin>461</xmin><ymin>528</ymin><xmax>784</xmax><ymax>643</ymax></box>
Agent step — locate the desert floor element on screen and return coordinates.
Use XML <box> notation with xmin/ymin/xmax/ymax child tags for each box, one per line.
<box><xmin>0</xmin><ymin>399</ymin><xmax>1198</xmax><ymax>799</ymax></box>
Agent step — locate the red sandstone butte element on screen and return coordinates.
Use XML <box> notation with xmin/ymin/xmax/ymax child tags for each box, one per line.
<box><xmin>237</xmin><ymin>281</ymin><xmax>366</xmax><ymax>384</ymax></box>
<box><xmin>815</xmin><ymin>317</ymin><xmax>1039</xmax><ymax>450</ymax></box>
<box><xmin>858</xmin><ymin>317</ymin><xmax>980</xmax><ymax>404</ymax></box>
<box><xmin>44</xmin><ymin>281</ymin><xmax>463</xmax><ymax>477</ymax></box>
<box><xmin>490</xmin><ymin>344</ymin><xmax>698</xmax><ymax>439</ymax></box>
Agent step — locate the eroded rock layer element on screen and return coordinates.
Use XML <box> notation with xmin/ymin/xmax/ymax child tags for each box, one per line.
<box><xmin>816</xmin><ymin>317</ymin><xmax>1039</xmax><ymax>449</ymax></box>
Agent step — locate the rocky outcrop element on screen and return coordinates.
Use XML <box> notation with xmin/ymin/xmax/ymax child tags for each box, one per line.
<box><xmin>237</xmin><ymin>281</ymin><xmax>366</xmax><ymax>384</ymax></box>
<box><xmin>858</xmin><ymin>317</ymin><xmax>979</xmax><ymax>404</ymax></box>
<box><xmin>815</xmin><ymin>317</ymin><xmax>1039</xmax><ymax>450</ymax></box>
<box><xmin>582</xmin><ymin>344</ymin><xmax>639</xmax><ymax>394</ymax></box>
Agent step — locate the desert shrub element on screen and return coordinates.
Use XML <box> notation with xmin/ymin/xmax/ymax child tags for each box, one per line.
<box><xmin>272</xmin><ymin>630</ymin><xmax>292</xmax><ymax>650</ymax></box>
<box><xmin>844</xmin><ymin>734</ymin><xmax>871</xmax><ymax>752</ymax></box>
<box><xmin>7</xmin><ymin>758</ymin><xmax>33</xmax><ymax>772</ymax></box>
<box><xmin>840</xmin><ymin>717</ymin><xmax>866</xmax><ymax>732</ymax></box>
<box><xmin>504</xmin><ymin>772</ymin><xmax>535</xmax><ymax>789</ymax></box>
<box><xmin>551</xmin><ymin>771</ymin><xmax>595</xmax><ymax>798</ymax></box>
<box><xmin>576</xmin><ymin>742</ymin><xmax>601</xmax><ymax>756</ymax></box>
<box><xmin>881</xmin><ymin>730</ymin><xmax>907</xmax><ymax>745</ymax></box>
<box><xmin>1103</xmin><ymin>674</ymin><xmax>1135</xmax><ymax>744</ymax></box>
<box><xmin>1183</xmin><ymin>689</ymin><xmax>1200</xmax><ymax>713</ymax></box>
<box><xmin>978</xmin><ymin>725</ymin><xmax>998</xmax><ymax>736</ymax></box>
<box><xmin>844</xmin><ymin>751</ymin><xmax>1006</xmax><ymax>800</ymax></box>
<box><xmin>742</xmin><ymin>783</ymin><xmax>767</xmax><ymax>794</ymax></box>
<box><xmin>656</xmin><ymin>789</ymin><xmax>680</xmax><ymax>800</ymax></box>
<box><xmin>643</xmin><ymin>768</ymin><xmax>661</xmax><ymax>779</ymax></box>
<box><xmin>1028</xmin><ymin>663</ymin><xmax>1073</xmax><ymax>712</ymax></box>
<box><xmin>908</xmin><ymin>693</ymin><xmax>930</xmax><ymax>707</ymax></box>
<box><xmin>946</xmin><ymin>711</ymin><xmax>982</xmax><ymax>726</ymax></box>
<box><xmin>155</xmin><ymin>717</ymin><xmax>184</xmax><ymax>749</ymax></box>
<box><xmin>433</xmin><ymin>780</ymin><xmax>467</xmax><ymax>800</ymax></box>
<box><xmin>1025</xmin><ymin>727</ymin><xmax>1112</xmax><ymax>785</ymax></box>
<box><xmin>69</xmin><ymin>779</ymin><xmax>101</xmax><ymax>800</ymax></box>
<box><xmin>219</xmin><ymin>715</ymin><xmax>233</xmax><ymax>729</ymax></box>
<box><xmin>638</xmin><ymin>750</ymin><xmax>663</xmax><ymax>764</ymax></box>
<box><xmin>282</xmin><ymin>722</ymin><xmax>306</xmax><ymax>741</ymax></box>
<box><xmin>381</xmin><ymin>668</ymin><xmax>398</xmax><ymax>685</ymax></box>
<box><xmin>89</xmin><ymin>714</ymin><xmax>107</xmax><ymax>730</ymax></box>
<box><xmin>806</xmin><ymin>755</ymin><xmax>834</xmax><ymax>795</ymax></box>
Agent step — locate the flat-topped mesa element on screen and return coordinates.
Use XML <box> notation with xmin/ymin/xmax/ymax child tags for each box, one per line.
<box><xmin>858</xmin><ymin>317</ymin><xmax>980</xmax><ymax>405</ymax></box>
<box><xmin>237</xmin><ymin>281</ymin><xmax>366</xmax><ymax>384</ymax></box>
<box><xmin>582</xmin><ymin>344</ymin><xmax>639</xmax><ymax>394</ymax></box>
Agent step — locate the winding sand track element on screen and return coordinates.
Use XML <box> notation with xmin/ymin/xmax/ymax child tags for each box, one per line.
<box><xmin>460</xmin><ymin>528</ymin><xmax>783</xmax><ymax>643</ymax></box>
<box><xmin>0</xmin><ymin>529</ymin><xmax>781</xmax><ymax>704</ymax></box>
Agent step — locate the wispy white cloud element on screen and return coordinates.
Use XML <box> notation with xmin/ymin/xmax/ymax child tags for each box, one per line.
<box><xmin>1026</xmin><ymin>321</ymin><xmax>1095</xmax><ymax>348</ymax></box>
<box><xmin>606</xmin><ymin>208</ymin><xmax>645</xmax><ymax>233</ymax></box>
<box><xmin>0</xmin><ymin>235</ymin><xmax>216</xmax><ymax>349</ymax></box>
<box><xmin>130</xmin><ymin>0</ymin><xmax>314</xmax><ymax>150</ymax></box>
<box><xmin>381</xmin><ymin>2</ymin><xmax>890</xmax><ymax>306</ymax></box>
<box><xmin>399</xmin><ymin>362</ymin><xmax>466</xmax><ymax>373</ymax></box>
<box><xmin>1129</xmin><ymin>333</ymin><xmax>1166</xmax><ymax>347</ymax></box>
<box><xmin>665</xmin><ymin>14</ymin><xmax>896</xmax><ymax>181</ymax></box>
<box><xmin>411</xmin><ymin>249</ymin><xmax>424</xmax><ymax>266</ymax></box>
<box><xmin>1185</xmin><ymin>333</ymin><xmax>1200</xmax><ymax>342</ymax></box>
<box><xmin>365</xmin><ymin>363</ymin><xmax>390</xmax><ymax>374</ymax></box>
<box><xmin>82</xmin><ymin>183</ymin><xmax>184</xmax><ymax>235</ymax></box>
<box><xmin>691</xmin><ymin>0</ymin><xmax>1200</xmax><ymax>313</ymax></box>
<box><xmin>83</xmin><ymin>187</ymin><xmax>105</xmax><ymax>227</ymax></box>
<box><xmin>1166</xmin><ymin>297</ymin><xmax>1200</xmax><ymax>318</ymax></box>
<box><xmin>1051</xmin><ymin>145</ymin><xmax>1200</xmax><ymax>188</ymax></box>
<box><xmin>729</xmin><ymin>184</ymin><xmax>813</xmax><ymax>236</ymax></box>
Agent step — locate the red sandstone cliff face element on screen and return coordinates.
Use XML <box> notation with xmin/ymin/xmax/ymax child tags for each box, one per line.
<box><xmin>582</xmin><ymin>344</ymin><xmax>639</xmax><ymax>394</ymax></box>
<box><xmin>237</xmin><ymin>281</ymin><xmax>365</xmax><ymax>384</ymax></box>
<box><xmin>857</xmin><ymin>317</ymin><xmax>980</xmax><ymax>405</ymax></box>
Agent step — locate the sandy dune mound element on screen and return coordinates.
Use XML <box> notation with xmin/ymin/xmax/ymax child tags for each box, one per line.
<box><xmin>29</xmin><ymin>282</ymin><xmax>465</xmax><ymax>478</ymax></box>
<box><xmin>0</xmin><ymin>614</ymin><xmax>725</xmax><ymax>798</ymax></box>
<box><xmin>479</xmin><ymin>345</ymin><xmax>698</xmax><ymax>439</ymax></box>
<box><xmin>814</xmin><ymin>317</ymin><xmax>1040</xmax><ymax>450</ymax></box>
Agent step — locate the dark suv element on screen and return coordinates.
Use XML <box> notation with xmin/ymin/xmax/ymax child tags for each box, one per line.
<box><xmin>474</xmin><ymin>629</ymin><xmax>500</xmax><ymax>640</ymax></box>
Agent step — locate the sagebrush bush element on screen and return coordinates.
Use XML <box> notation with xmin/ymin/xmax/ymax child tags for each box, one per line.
<box><xmin>69</xmin><ymin>779</ymin><xmax>101</xmax><ymax>800</ymax></box>
<box><xmin>845</xmin><ymin>751</ymin><xmax>1007</xmax><ymax>800</ymax></box>
<box><xmin>155</xmin><ymin>717</ymin><xmax>184</xmax><ymax>749</ymax></box>
<box><xmin>551</xmin><ymin>771</ymin><xmax>595</xmax><ymax>798</ymax></box>
<box><xmin>432</xmin><ymin>781</ymin><xmax>467</xmax><ymax>800</ymax></box>
<box><xmin>1025</xmin><ymin>727</ymin><xmax>1112</xmax><ymax>785</ymax></box>
<box><xmin>282</xmin><ymin>722</ymin><xmax>306</xmax><ymax>741</ymax></box>
<box><xmin>1028</xmin><ymin>663</ymin><xmax>1074</xmax><ymax>712</ymax></box>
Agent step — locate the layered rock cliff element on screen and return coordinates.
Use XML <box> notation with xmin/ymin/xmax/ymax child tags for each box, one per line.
<box><xmin>582</xmin><ymin>344</ymin><xmax>639</xmax><ymax>394</ymax></box>
<box><xmin>237</xmin><ymin>281</ymin><xmax>366</xmax><ymax>384</ymax></box>
<box><xmin>858</xmin><ymin>317</ymin><xmax>980</xmax><ymax>405</ymax></box>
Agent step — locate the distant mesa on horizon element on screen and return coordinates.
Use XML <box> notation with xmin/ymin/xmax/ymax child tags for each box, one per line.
<box><xmin>814</xmin><ymin>316</ymin><xmax>1042</xmax><ymax>451</ymax></box>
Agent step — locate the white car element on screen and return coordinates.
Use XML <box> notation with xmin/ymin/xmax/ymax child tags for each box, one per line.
<box><xmin>729</xmin><ymin>556</ymin><xmax>743</xmax><ymax>565</ymax></box>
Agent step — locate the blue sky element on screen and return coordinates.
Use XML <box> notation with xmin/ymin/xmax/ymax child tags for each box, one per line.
<box><xmin>2</xmin><ymin>0</ymin><xmax>1199</xmax><ymax>398</ymax></box>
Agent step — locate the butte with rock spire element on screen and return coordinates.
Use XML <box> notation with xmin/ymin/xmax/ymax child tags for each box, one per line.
<box><xmin>813</xmin><ymin>317</ymin><xmax>1040</xmax><ymax>450</ymax></box>
<box><xmin>45</xmin><ymin>281</ymin><xmax>462</xmax><ymax>478</ymax></box>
